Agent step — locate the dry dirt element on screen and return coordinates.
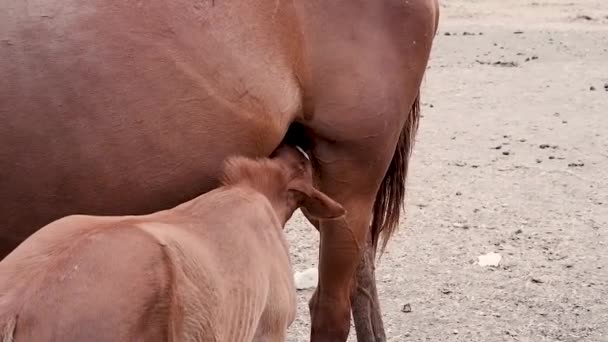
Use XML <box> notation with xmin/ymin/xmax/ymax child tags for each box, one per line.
<box><xmin>286</xmin><ymin>1</ymin><xmax>608</xmax><ymax>341</ymax></box>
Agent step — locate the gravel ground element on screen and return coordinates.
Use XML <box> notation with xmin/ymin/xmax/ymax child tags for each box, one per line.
<box><xmin>286</xmin><ymin>1</ymin><xmax>608</xmax><ymax>341</ymax></box>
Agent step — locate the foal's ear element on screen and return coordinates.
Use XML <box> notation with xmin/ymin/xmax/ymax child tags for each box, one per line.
<box><xmin>290</xmin><ymin>182</ymin><xmax>346</xmax><ymax>220</ymax></box>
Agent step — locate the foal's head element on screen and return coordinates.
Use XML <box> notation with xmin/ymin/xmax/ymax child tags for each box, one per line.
<box><xmin>221</xmin><ymin>145</ymin><xmax>345</xmax><ymax>224</ymax></box>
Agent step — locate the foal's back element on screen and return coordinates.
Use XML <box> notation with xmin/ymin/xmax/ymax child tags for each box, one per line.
<box><xmin>0</xmin><ymin>187</ymin><xmax>295</xmax><ymax>342</ymax></box>
<box><xmin>0</xmin><ymin>215</ymin><xmax>173</xmax><ymax>341</ymax></box>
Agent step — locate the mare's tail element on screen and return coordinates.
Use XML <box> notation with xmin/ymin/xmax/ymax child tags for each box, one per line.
<box><xmin>371</xmin><ymin>94</ymin><xmax>421</xmax><ymax>255</ymax></box>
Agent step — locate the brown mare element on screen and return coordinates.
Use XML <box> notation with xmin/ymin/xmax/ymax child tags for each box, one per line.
<box><xmin>0</xmin><ymin>0</ymin><xmax>439</xmax><ymax>340</ymax></box>
<box><xmin>0</xmin><ymin>147</ymin><xmax>345</xmax><ymax>342</ymax></box>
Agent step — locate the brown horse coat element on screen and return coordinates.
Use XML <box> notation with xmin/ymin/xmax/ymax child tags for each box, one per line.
<box><xmin>1</xmin><ymin>0</ymin><xmax>439</xmax><ymax>339</ymax></box>
<box><xmin>0</xmin><ymin>147</ymin><xmax>345</xmax><ymax>342</ymax></box>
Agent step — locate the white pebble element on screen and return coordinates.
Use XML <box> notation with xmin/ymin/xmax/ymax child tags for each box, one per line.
<box><xmin>478</xmin><ymin>252</ymin><xmax>502</xmax><ymax>267</ymax></box>
<box><xmin>294</xmin><ymin>268</ymin><xmax>318</xmax><ymax>290</ymax></box>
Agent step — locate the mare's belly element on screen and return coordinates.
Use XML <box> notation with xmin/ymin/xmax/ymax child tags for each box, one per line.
<box><xmin>0</xmin><ymin>0</ymin><xmax>302</xmax><ymax>250</ymax></box>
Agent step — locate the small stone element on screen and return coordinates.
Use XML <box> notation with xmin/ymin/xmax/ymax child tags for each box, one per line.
<box><xmin>294</xmin><ymin>268</ymin><xmax>318</xmax><ymax>290</ymax></box>
<box><xmin>539</xmin><ymin>144</ymin><xmax>551</xmax><ymax>149</ymax></box>
<box><xmin>456</xmin><ymin>191</ymin><xmax>462</xmax><ymax>196</ymax></box>
<box><xmin>493</xmin><ymin>61</ymin><xmax>518</xmax><ymax>67</ymax></box>
<box><xmin>401</xmin><ymin>304</ymin><xmax>412</xmax><ymax>313</ymax></box>
<box><xmin>502</xmin><ymin>151</ymin><xmax>510</xmax><ymax>156</ymax></box>
<box><xmin>531</xmin><ymin>278</ymin><xmax>544</xmax><ymax>284</ymax></box>
<box><xmin>478</xmin><ymin>252</ymin><xmax>502</xmax><ymax>267</ymax></box>
<box><xmin>514</xmin><ymin>229</ymin><xmax>523</xmax><ymax>234</ymax></box>
<box><xmin>590</xmin><ymin>86</ymin><xmax>596</xmax><ymax>91</ymax></box>
<box><xmin>440</xmin><ymin>288</ymin><xmax>452</xmax><ymax>295</ymax></box>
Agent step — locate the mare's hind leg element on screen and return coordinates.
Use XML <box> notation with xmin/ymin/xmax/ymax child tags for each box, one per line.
<box><xmin>299</xmin><ymin>4</ymin><xmax>436</xmax><ymax>338</ymax></box>
<box><xmin>305</xmin><ymin>137</ymin><xmax>401</xmax><ymax>341</ymax></box>
<box><xmin>351</xmin><ymin>237</ymin><xmax>386</xmax><ymax>342</ymax></box>
<box><xmin>305</xmin><ymin>208</ymin><xmax>387</xmax><ymax>342</ymax></box>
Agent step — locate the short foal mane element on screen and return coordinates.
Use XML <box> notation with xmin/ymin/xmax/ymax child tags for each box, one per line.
<box><xmin>221</xmin><ymin>156</ymin><xmax>291</xmax><ymax>198</ymax></box>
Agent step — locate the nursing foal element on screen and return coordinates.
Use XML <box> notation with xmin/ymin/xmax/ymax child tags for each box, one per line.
<box><xmin>0</xmin><ymin>146</ymin><xmax>344</xmax><ymax>342</ymax></box>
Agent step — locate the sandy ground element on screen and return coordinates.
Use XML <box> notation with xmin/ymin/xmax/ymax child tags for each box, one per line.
<box><xmin>285</xmin><ymin>1</ymin><xmax>608</xmax><ymax>341</ymax></box>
